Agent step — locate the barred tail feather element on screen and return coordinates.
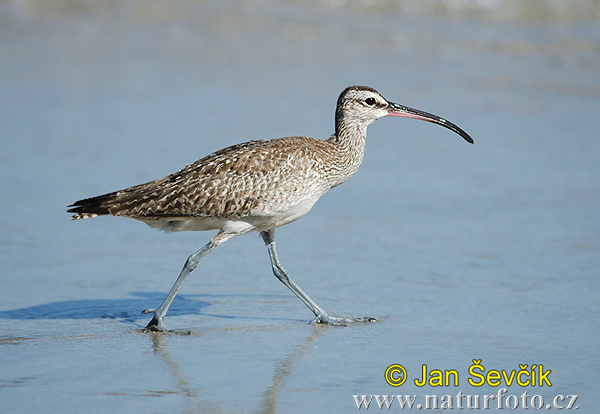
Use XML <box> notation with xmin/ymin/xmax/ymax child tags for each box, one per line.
<box><xmin>67</xmin><ymin>192</ymin><xmax>117</xmax><ymax>220</ymax></box>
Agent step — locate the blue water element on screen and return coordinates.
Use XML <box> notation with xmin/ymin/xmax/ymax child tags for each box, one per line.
<box><xmin>1</xmin><ymin>1</ymin><xmax>599</xmax><ymax>412</ymax></box>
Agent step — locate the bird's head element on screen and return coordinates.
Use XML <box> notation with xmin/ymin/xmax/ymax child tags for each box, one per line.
<box><xmin>335</xmin><ymin>86</ymin><xmax>473</xmax><ymax>144</ymax></box>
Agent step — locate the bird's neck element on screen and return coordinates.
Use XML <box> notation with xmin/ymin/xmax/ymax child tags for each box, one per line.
<box><xmin>332</xmin><ymin>115</ymin><xmax>369</xmax><ymax>152</ymax></box>
<box><xmin>325</xmin><ymin>118</ymin><xmax>369</xmax><ymax>188</ymax></box>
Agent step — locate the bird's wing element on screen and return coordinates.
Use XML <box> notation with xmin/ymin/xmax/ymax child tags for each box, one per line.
<box><xmin>69</xmin><ymin>137</ymin><xmax>327</xmax><ymax>219</ymax></box>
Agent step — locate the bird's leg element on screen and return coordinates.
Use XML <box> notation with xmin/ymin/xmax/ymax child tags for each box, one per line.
<box><xmin>143</xmin><ymin>231</ymin><xmax>237</xmax><ymax>331</ymax></box>
<box><xmin>260</xmin><ymin>229</ymin><xmax>375</xmax><ymax>326</ymax></box>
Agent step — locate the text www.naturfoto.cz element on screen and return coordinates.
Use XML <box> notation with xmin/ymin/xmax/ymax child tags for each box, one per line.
<box><xmin>353</xmin><ymin>389</ymin><xmax>579</xmax><ymax>410</ymax></box>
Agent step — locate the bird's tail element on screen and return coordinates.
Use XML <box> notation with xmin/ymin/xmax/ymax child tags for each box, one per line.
<box><xmin>67</xmin><ymin>192</ymin><xmax>118</xmax><ymax>220</ymax></box>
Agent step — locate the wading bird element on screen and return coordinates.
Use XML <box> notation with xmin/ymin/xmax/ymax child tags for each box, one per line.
<box><xmin>68</xmin><ymin>86</ymin><xmax>473</xmax><ymax>331</ymax></box>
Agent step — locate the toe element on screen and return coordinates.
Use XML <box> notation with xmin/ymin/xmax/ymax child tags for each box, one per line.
<box><xmin>356</xmin><ymin>317</ymin><xmax>376</xmax><ymax>323</ymax></box>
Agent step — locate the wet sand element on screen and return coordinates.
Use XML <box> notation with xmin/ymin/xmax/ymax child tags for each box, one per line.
<box><xmin>1</xmin><ymin>1</ymin><xmax>599</xmax><ymax>412</ymax></box>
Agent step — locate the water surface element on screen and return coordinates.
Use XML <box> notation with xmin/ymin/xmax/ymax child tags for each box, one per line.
<box><xmin>1</xmin><ymin>1</ymin><xmax>599</xmax><ymax>412</ymax></box>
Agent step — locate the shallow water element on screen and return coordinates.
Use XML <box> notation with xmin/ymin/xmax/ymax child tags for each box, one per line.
<box><xmin>1</xmin><ymin>1</ymin><xmax>599</xmax><ymax>412</ymax></box>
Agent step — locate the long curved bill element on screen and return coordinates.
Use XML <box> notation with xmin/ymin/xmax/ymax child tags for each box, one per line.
<box><xmin>386</xmin><ymin>102</ymin><xmax>474</xmax><ymax>144</ymax></box>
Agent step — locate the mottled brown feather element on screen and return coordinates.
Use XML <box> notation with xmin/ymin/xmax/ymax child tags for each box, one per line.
<box><xmin>68</xmin><ymin>136</ymin><xmax>355</xmax><ymax>221</ymax></box>
<box><xmin>67</xmin><ymin>86</ymin><xmax>406</xmax><ymax>232</ymax></box>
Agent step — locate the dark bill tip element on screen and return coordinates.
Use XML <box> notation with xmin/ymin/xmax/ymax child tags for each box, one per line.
<box><xmin>387</xmin><ymin>102</ymin><xmax>474</xmax><ymax>144</ymax></box>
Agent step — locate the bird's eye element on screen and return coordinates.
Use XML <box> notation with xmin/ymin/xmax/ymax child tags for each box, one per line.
<box><xmin>365</xmin><ymin>97</ymin><xmax>376</xmax><ymax>106</ymax></box>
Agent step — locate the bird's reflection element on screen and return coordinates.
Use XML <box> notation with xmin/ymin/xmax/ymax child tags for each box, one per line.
<box><xmin>258</xmin><ymin>324</ymin><xmax>327</xmax><ymax>414</ymax></box>
<box><xmin>145</xmin><ymin>323</ymin><xmax>327</xmax><ymax>413</ymax></box>
<box><xmin>149</xmin><ymin>332</ymin><xmax>196</xmax><ymax>399</ymax></box>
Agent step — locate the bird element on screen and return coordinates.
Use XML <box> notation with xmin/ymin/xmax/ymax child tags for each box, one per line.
<box><xmin>68</xmin><ymin>86</ymin><xmax>473</xmax><ymax>331</ymax></box>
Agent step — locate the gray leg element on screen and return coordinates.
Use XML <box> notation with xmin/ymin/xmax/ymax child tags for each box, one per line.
<box><xmin>260</xmin><ymin>229</ymin><xmax>375</xmax><ymax>325</ymax></box>
<box><xmin>143</xmin><ymin>231</ymin><xmax>237</xmax><ymax>331</ymax></box>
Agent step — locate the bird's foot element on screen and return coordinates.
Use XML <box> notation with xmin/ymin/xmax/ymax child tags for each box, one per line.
<box><xmin>142</xmin><ymin>308</ymin><xmax>168</xmax><ymax>332</ymax></box>
<box><xmin>312</xmin><ymin>314</ymin><xmax>376</xmax><ymax>326</ymax></box>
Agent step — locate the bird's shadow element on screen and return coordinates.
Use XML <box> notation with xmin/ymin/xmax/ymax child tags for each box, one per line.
<box><xmin>0</xmin><ymin>292</ymin><xmax>295</xmax><ymax>325</ymax></box>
